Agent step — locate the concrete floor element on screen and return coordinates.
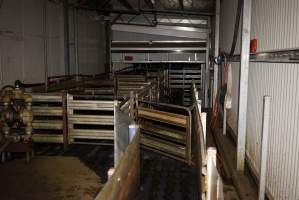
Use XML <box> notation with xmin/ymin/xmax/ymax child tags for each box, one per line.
<box><xmin>0</xmin><ymin>139</ymin><xmax>240</xmax><ymax>200</ymax></box>
<box><xmin>0</xmin><ymin>144</ymin><xmax>114</xmax><ymax>200</ymax></box>
<box><xmin>0</xmin><ymin>156</ymin><xmax>101</xmax><ymax>200</ymax></box>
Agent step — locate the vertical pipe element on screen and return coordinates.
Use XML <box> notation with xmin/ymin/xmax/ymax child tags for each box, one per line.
<box><xmin>237</xmin><ymin>0</ymin><xmax>252</xmax><ymax>172</ymax></box>
<box><xmin>74</xmin><ymin>8</ymin><xmax>79</xmax><ymax>79</ymax></box>
<box><xmin>129</xmin><ymin>91</ymin><xmax>135</xmax><ymax>118</ymax></box>
<box><xmin>204</xmin><ymin>22</ymin><xmax>210</xmax><ymax>107</ymax></box>
<box><xmin>63</xmin><ymin>0</ymin><xmax>70</xmax><ymax>75</ymax></box>
<box><xmin>201</xmin><ymin>112</ymin><xmax>207</xmax><ymax>147</ymax></box>
<box><xmin>62</xmin><ymin>92</ymin><xmax>68</xmax><ymax>150</ymax></box>
<box><xmin>105</xmin><ymin>20</ymin><xmax>111</xmax><ymax>73</ymax></box>
<box><xmin>43</xmin><ymin>0</ymin><xmax>48</xmax><ymax>92</ymax></box>
<box><xmin>113</xmin><ymin>100</ymin><xmax>119</xmax><ymax>167</ymax></box>
<box><xmin>213</xmin><ymin>0</ymin><xmax>220</xmax><ymax>106</ymax></box>
<box><xmin>258</xmin><ymin>96</ymin><xmax>271</xmax><ymax>200</ymax></box>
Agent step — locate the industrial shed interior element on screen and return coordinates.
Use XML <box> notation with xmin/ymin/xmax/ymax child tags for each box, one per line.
<box><xmin>0</xmin><ymin>0</ymin><xmax>297</xmax><ymax>199</ymax></box>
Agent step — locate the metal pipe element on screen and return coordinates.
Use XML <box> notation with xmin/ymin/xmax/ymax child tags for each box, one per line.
<box><xmin>213</xmin><ymin>0</ymin><xmax>220</xmax><ymax>106</ymax></box>
<box><xmin>229</xmin><ymin>0</ymin><xmax>243</xmax><ymax>57</ymax></box>
<box><xmin>43</xmin><ymin>0</ymin><xmax>48</xmax><ymax>92</ymax></box>
<box><xmin>204</xmin><ymin>19</ymin><xmax>210</xmax><ymax>107</ymax></box>
<box><xmin>74</xmin><ymin>8</ymin><xmax>79</xmax><ymax>80</ymax></box>
<box><xmin>201</xmin><ymin>112</ymin><xmax>207</xmax><ymax>147</ymax></box>
<box><xmin>258</xmin><ymin>96</ymin><xmax>271</xmax><ymax>200</ymax></box>
<box><xmin>74</xmin><ymin>6</ymin><xmax>140</xmax><ymax>15</ymax></box>
<box><xmin>63</xmin><ymin>0</ymin><xmax>70</xmax><ymax>75</ymax></box>
<box><xmin>74</xmin><ymin>5</ymin><xmax>214</xmax><ymax>16</ymax></box>
<box><xmin>237</xmin><ymin>0</ymin><xmax>252</xmax><ymax>172</ymax></box>
<box><xmin>140</xmin><ymin>9</ymin><xmax>214</xmax><ymax>16</ymax></box>
<box><xmin>105</xmin><ymin>20</ymin><xmax>111</xmax><ymax>73</ymax></box>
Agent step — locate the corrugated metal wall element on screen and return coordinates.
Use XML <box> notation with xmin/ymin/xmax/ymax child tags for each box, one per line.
<box><xmin>69</xmin><ymin>10</ymin><xmax>106</xmax><ymax>75</ymax></box>
<box><xmin>0</xmin><ymin>0</ymin><xmax>105</xmax><ymax>87</ymax></box>
<box><xmin>220</xmin><ymin>0</ymin><xmax>299</xmax><ymax>199</ymax></box>
<box><xmin>0</xmin><ymin>0</ymin><xmax>64</xmax><ymax>85</ymax></box>
<box><xmin>247</xmin><ymin>63</ymin><xmax>299</xmax><ymax>199</ymax></box>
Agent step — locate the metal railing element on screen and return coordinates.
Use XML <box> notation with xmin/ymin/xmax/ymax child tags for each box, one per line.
<box><xmin>95</xmin><ymin>126</ymin><xmax>140</xmax><ymax>200</ymax></box>
<box><xmin>31</xmin><ymin>93</ymin><xmax>67</xmax><ymax>148</ymax></box>
<box><xmin>191</xmin><ymin>81</ymin><xmax>224</xmax><ymax>199</ymax></box>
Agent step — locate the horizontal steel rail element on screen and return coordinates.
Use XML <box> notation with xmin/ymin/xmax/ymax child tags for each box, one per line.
<box><xmin>230</xmin><ymin>47</ymin><xmax>299</xmax><ymax>63</ymax></box>
<box><xmin>67</xmin><ymin>94</ymin><xmax>115</xmax><ymax>144</ymax></box>
<box><xmin>31</xmin><ymin>93</ymin><xmax>66</xmax><ymax>145</ymax></box>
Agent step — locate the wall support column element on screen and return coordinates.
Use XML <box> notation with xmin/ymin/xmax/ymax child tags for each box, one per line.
<box><xmin>237</xmin><ymin>0</ymin><xmax>252</xmax><ymax>172</ymax></box>
<box><xmin>43</xmin><ymin>0</ymin><xmax>48</xmax><ymax>92</ymax></box>
<box><xmin>63</xmin><ymin>0</ymin><xmax>70</xmax><ymax>75</ymax></box>
<box><xmin>213</xmin><ymin>0</ymin><xmax>220</xmax><ymax>106</ymax></box>
<box><xmin>105</xmin><ymin>20</ymin><xmax>111</xmax><ymax>73</ymax></box>
<box><xmin>204</xmin><ymin>18</ymin><xmax>210</xmax><ymax>107</ymax></box>
<box><xmin>74</xmin><ymin>8</ymin><xmax>79</xmax><ymax>78</ymax></box>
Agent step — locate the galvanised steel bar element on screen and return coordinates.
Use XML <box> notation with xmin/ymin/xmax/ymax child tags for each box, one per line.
<box><xmin>237</xmin><ymin>0</ymin><xmax>252</xmax><ymax>172</ymax></box>
<box><xmin>258</xmin><ymin>96</ymin><xmax>271</xmax><ymax>200</ymax></box>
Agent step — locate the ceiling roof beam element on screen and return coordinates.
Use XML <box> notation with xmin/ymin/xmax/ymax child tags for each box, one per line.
<box><xmin>112</xmin><ymin>24</ymin><xmax>208</xmax><ymax>39</ymax></box>
<box><xmin>74</xmin><ymin>4</ymin><xmax>214</xmax><ymax>16</ymax></box>
<box><xmin>116</xmin><ymin>0</ymin><xmax>135</xmax><ymax>11</ymax></box>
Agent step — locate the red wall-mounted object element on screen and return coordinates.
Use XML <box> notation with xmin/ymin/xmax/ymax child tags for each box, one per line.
<box><xmin>250</xmin><ymin>39</ymin><xmax>258</xmax><ymax>53</ymax></box>
<box><xmin>124</xmin><ymin>56</ymin><xmax>133</xmax><ymax>61</ymax></box>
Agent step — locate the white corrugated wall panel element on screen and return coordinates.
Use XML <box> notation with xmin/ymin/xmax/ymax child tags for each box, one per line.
<box><xmin>247</xmin><ymin>63</ymin><xmax>299</xmax><ymax>199</ymax></box>
<box><xmin>247</xmin><ymin>0</ymin><xmax>299</xmax><ymax>199</ymax></box>
<box><xmin>251</xmin><ymin>0</ymin><xmax>299</xmax><ymax>51</ymax></box>
<box><xmin>220</xmin><ymin>0</ymin><xmax>299</xmax><ymax>199</ymax></box>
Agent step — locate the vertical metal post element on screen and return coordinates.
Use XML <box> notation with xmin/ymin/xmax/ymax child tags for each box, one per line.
<box><xmin>213</xmin><ymin>0</ymin><xmax>220</xmax><ymax>106</ymax></box>
<box><xmin>105</xmin><ymin>20</ymin><xmax>111</xmax><ymax>73</ymax></box>
<box><xmin>258</xmin><ymin>96</ymin><xmax>271</xmax><ymax>200</ymax></box>
<box><xmin>201</xmin><ymin>112</ymin><xmax>207</xmax><ymax>147</ymax></box>
<box><xmin>129</xmin><ymin>91</ymin><xmax>135</xmax><ymax>118</ymax></box>
<box><xmin>113</xmin><ymin>100</ymin><xmax>119</xmax><ymax>167</ymax></box>
<box><xmin>207</xmin><ymin>147</ymin><xmax>217</xmax><ymax>200</ymax></box>
<box><xmin>63</xmin><ymin>0</ymin><xmax>70</xmax><ymax>75</ymax></box>
<box><xmin>62</xmin><ymin>92</ymin><xmax>68</xmax><ymax>150</ymax></box>
<box><xmin>43</xmin><ymin>0</ymin><xmax>48</xmax><ymax>92</ymax></box>
<box><xmin>204</xmin><ymin>21</ymin><xmax>210</xmax><ymax>107</ymax></box>
<box><xmin>237</xmin><ymin>0</ymin><xmax>252</xmax><ymax>172</ymax></box>
<box><xmin>74</xmin><ymin>8</ymin><xmax>79</xmax><ymax>78</ymax></box>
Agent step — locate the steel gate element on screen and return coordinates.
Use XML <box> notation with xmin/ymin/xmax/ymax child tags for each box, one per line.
<box><xmin>137</xmin><ymin>101</ymin><xmax>192</xmax><ymax>164</ymax></box>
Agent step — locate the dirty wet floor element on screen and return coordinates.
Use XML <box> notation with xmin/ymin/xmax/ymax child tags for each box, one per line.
<box><xmin>0</xmin><ymin>144</ymin><xmax>114</xmax><ymax>200</ymax></box>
